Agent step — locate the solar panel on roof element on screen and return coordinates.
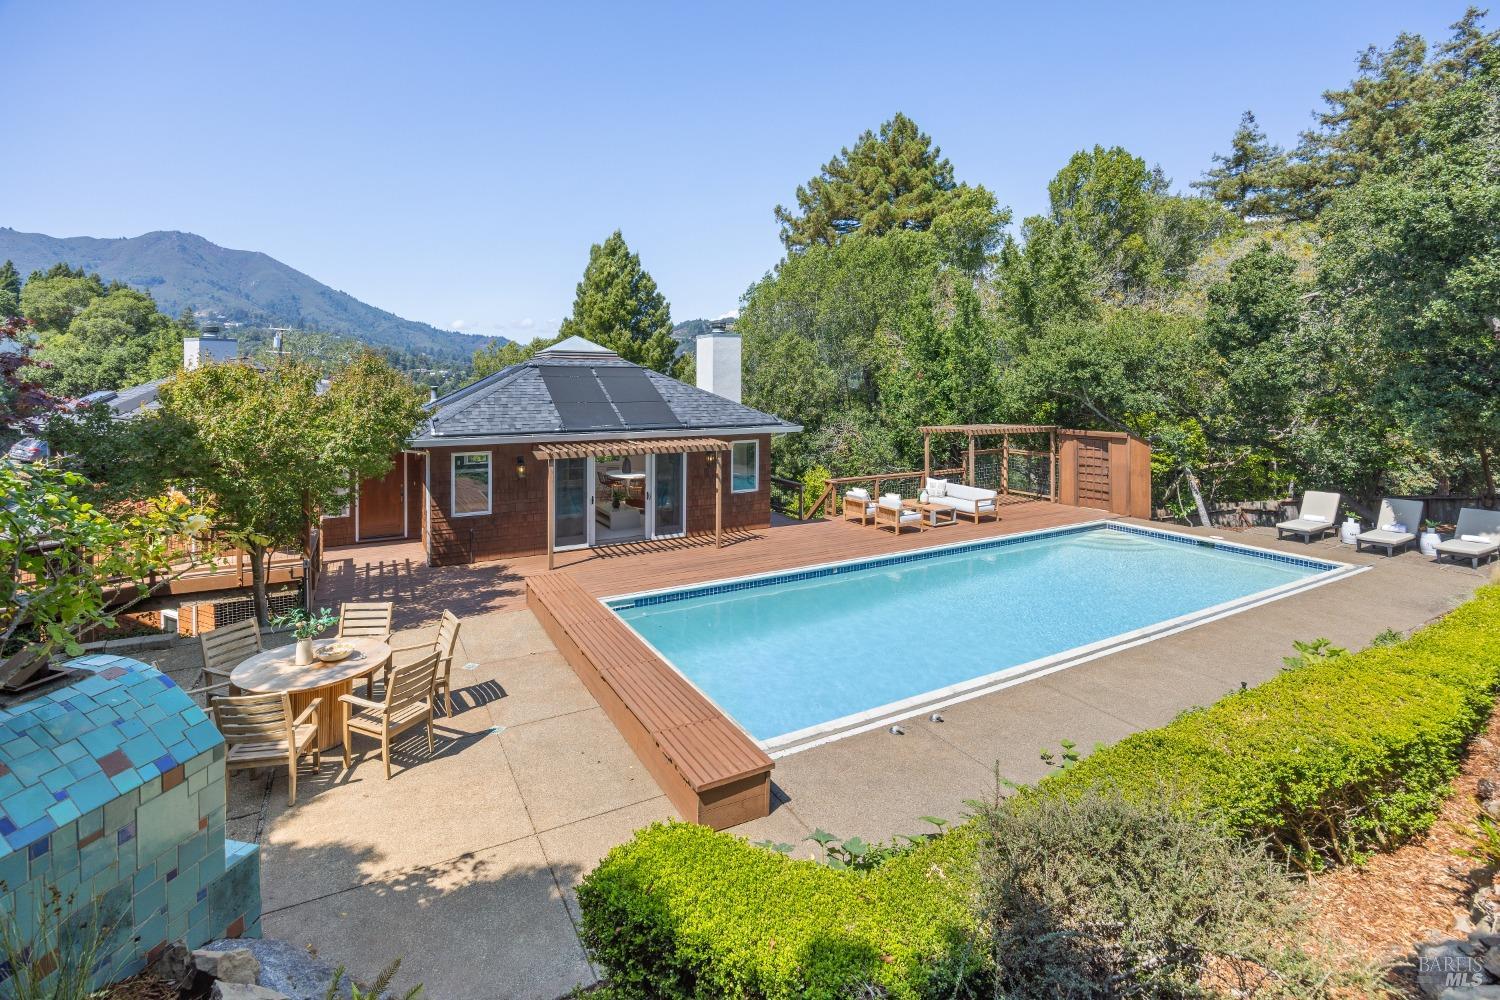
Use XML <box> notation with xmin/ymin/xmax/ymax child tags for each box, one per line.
<box><xmin>539</xmin><ymin>366</ymin><xmax>624</xmax><ymax>430</ymax></box>
<box><xmin>597</xmin><ymin>368</ymin><xmax>680</xmax><ymax>428</ymax></box>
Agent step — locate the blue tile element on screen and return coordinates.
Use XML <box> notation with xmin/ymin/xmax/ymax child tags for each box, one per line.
<box><xmin>4</xmin><ymin>785</ymin><xmax>55</xmax><ymax>827</ymax></box>
<box><xmin>28</xmin><ymin>835</ymin><xmax>49</xmax><ymax>860</ymax></box>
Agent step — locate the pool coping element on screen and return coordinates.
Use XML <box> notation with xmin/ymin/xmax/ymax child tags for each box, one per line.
<box><xmin>600</xmin><ymin>521</ymin><xmax>1366</xmax><ymax>756</ymax></box>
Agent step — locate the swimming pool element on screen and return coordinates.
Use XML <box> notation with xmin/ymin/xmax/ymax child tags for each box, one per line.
<box><xmin>607</xmin><ymin>523</ymin><xmax>1352</xmax><ymax>749</ymax></box>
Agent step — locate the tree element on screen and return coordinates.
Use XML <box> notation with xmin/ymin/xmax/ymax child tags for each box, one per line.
<box><xmin>995</xmin><ymin>217</ymin><xmax>1100</xmax><ymax>336</ymax></box>
<box><xmin>1192</xmin><ymin>111</ymin><xmax>1291</xmax><ymax>220</ymax></box>
<box><xmin>557</xmin><ymin>231</ymin><xmax>682</xmax><ymax>376</ymax></box>
<box><xmin>19</xmin><ymin>269</ymin><xmax>185</xmax><ymax>397</ymax></box>
<box><xmin>1279</xmin><ymin>9</ymin><xmax>1500</xmax><ymax>219</ymax></box>
<box><xmin>1319</xmin><ymin>46</ymin><xmax>1500</xmax><ymax>503</ymax></box>
<box><xmin>0</xmin><ymin>260</ymin><xmax>20</xmax><ymax>319</ymax></box>
<box><xmin>1</xmin><ymin>315</ymin><xmax>53</xmax><ymax>441</ymax></box>
<box><xmin>1</xmin><ymin>463</ymin><xmax>214</xmax><ymax>688</ymax></box>
<box><xmin>157</xmin><ymin>352</ymin><xmax>427</xmax><ymax>623</ymax></box>
<box><xmin>774</xmin><ymin>112</ymin><xmax>1009</xmax><ymax>267</ymax></box>
<box><xmin>471</xmin><ymin>334</ymin><xmax>560</xmax><ymax>378</ymax></box>
<box><xmin>1041</xmin><ymin>146</ymin><xmax>1234</xmax><ymax>303</ymax></box>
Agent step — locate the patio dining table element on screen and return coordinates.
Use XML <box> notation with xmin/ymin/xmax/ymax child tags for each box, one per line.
<box><xmin>229</xmin><ymin>637</ymin><xmax>392</xmax><ymax>751</ymax></box>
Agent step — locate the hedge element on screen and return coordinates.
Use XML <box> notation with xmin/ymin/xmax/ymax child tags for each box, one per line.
<box><xmin>577</xmin><ymin>583</ymin><xmax>1500</xmax><ymax>997</ymax></box>
<box><xmin>577</xmin><ymin>821</ymin><xmax>983</xmax><ymax>1000</ymax></box>
<box><xmin>1043</xmin><ymin>582</ymin><xmax>1500</xmax><ymax>864</ymax></box>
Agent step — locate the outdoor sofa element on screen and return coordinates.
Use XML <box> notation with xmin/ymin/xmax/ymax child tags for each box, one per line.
<box><xmin>1275</xmin><ymin>490</ymin><xmax>1341</xmax><ymax>542</ymax></box>
<box><xmin>1355</xmin><ymin>497</ymin><xmax>1424</xmax><ymax>556</ymax></box>
<box><xmin>1435</xmin><ymin>507</ymin><xmax>1500</xmax><ymax>568</ymax></box>
<box><xmin>923</xmin><ymin>478</ymin><xmax>1000</xmax><ymax>524</ymax></box>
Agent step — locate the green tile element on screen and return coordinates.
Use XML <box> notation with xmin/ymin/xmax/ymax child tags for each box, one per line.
<box><xmin>135</xmin><ymin>782</ymin><xmax>195</xmax><ymax>864</ymax></box>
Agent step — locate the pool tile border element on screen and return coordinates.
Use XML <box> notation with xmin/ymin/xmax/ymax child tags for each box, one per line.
<box><xmin>608</xmin><ymin>522</ymin><xmax>1340</xmax><ymax>610</ymax></box>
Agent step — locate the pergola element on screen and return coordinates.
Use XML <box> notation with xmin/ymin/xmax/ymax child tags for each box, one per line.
<box><xmin>533</xmin><ymin>437</ymin><xmax>731</xmax><ymax>569</ymax></box>
<box><xmin>917</xmin><ymin>423</ymin><xmax>1059</xmax><ymax>500</ymax></box>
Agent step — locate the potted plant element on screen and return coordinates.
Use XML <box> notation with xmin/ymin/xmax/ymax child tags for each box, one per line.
<box><xmin>611</xmin><ymin>487</ymin><xmax>625</xmax><ymax>510</ymax></box>
<box><xmin>1339</xmin><ymin>505</ymin><xmax>1362</xmax><ymax>545</ymax></box>
<box><xmin>271</xmin><ymin>607</ymin><xmax>339</xmax><ymax>665</ymax></box>
<box><xmin>1420</xmin><ymin>518</ymin><xmax>1443</xmax><ymax>557</ymax></box>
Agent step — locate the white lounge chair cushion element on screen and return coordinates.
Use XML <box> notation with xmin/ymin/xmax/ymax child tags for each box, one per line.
<box><xmin>846</xmin><ymin>487</ymin><xmax>869</xmax><ymax>501</ymax></box>
<box><xmin>878</xmin><ymin>495</ymin><xmax>904</xmax><ymax>510</ymax></box>
<box><xmin>1462</xmin><ymin>534</ymin><xmax>1491</xmax><ymax>544</ymax></box>
<box><xmin>1357</xmin><ymin>528</ymin><xmax>1414</xmax><ymax>546</ymax></box>
<box><xmin>1304</xmin><ymin>514</ymin><xmax>1328</xmax><ymax>523</ymax></box>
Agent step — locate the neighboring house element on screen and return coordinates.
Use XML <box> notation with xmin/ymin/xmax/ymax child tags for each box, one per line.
<box><xmin>322</xmin><ymin>331</ymin><xmax>800</xmax><ymax>566</ymax></box>
<box><xmin>89</xmin><ymin>335</ymin><xmax>243</xmax><ymax>418</ymax></box>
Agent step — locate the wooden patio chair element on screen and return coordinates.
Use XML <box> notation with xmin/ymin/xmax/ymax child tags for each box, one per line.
<box><xmin>339</xmin><ymin>601</ymin><xmax>394</xmax><ymax>697</ymax></box>
<box><xmin>339</xmin><ymin>651</ymin><xmax>441</xmax><ymax>779</ymax></box>
<box><xmin>388</xmin><ymin>611</ymin><xmax>463</xmax><ymax>715</ymax></box>
<box><xmin>197</xmin><ymin>617</ymin><xmax>261</xmax><ymax>692</ymax></box>
<box><xmin>212</xmin><ymin>691</ymin><xmax>322</xmax><ymax>805</ymax></box>
<box><xmin>874</xmin><ymin>496</ymin><xmax>922</xmax><ymax>534</ymax></box>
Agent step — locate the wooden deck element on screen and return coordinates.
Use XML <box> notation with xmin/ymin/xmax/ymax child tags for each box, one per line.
<box><xmin>318</xmin><ymin>498</ymin><xmax>1107</xmax><ymax>625</ymax></box>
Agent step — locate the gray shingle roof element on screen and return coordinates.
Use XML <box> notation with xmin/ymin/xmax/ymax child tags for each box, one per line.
<box><xmin>411</xmin><ymin>347</ymin><xmax>798</xmax><ymax>446</ymax></box>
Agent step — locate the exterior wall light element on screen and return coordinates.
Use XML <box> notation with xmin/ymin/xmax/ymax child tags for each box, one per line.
<box><xmin>515</xmin><ymin>456</ymin><xmax>527</xmax><ymax>479</ymax></box>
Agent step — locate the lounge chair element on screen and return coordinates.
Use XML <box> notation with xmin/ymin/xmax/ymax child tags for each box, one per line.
<box><xmin>923</xmin><ymin>478</ymin><xmax>999</xmax><ymax>524</ymax></box>
<box><xmin>212</xmin><ymin>691</ymin><xmax>322</xmax><ymax>805</ymax></box>
<box><xmin>874</xmin><ymin>494</ymin><xmax>923</xmax><ymax>534</ymax></box>
<box><xmin>1355</xmin><ymin>498</ymin><xmax>1424</xmax><ymax>556</ymax></box>
<box><xmin>843</xmin><ymin>487</ymin><xmax>877</xmax><ymax>526</ymax></box>
<box><xmin>1275</xmin><ymin>490</ymin><xmax>1341</xmax><ymax>542</ymax></box>
<box><xmin>1435</xmin><ymin>507</ymin><xmax>1500</xmax><ymax>568</ymax></box>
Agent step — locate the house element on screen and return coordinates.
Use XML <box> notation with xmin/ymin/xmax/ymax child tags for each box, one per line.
<box><xmin>321</xmin><ymin>330</ymin><xmax>802</xmax><ymax>566</ymax></box>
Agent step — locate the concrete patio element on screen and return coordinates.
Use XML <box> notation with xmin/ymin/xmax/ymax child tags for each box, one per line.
<box><xmin>143</xmin><ymin>520</ymin><xmax>1494</xmax><ymax>999</ymax></box>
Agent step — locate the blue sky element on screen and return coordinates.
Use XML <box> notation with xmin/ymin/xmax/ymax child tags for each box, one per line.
<box><xmin>1</xmin><ymin>1</ymin><xmax>1463</xmax><ymax>340</ymax></box>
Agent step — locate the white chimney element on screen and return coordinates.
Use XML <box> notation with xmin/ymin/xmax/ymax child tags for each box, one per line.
<box><xmin>695</xmin><ymin>321</ymin><xmax>741</xmax><ymax>403</ymax></box>
<box><xmin>183</xmin><ymin>334</ymin><xmax>238</xmax><ymax>371</ymax></box>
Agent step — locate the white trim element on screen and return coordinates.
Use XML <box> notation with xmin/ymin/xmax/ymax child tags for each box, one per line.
<box><xmin>401</xmin><ymin>452</ymin><xmax>409</xmax><ymax>538</ymax></box>
<box><xmin>649</xmin><ymin>452</ymin><xmax>688</xmax><ymax>539</ymax></box>
<box><xmin>413</xmin><ymin>424</ymin><xmax>800</xmax><ymax>448</ymax></box>
<box><xmin>450</xmin><ymin>450</ymin><xmax>493</xmax><ymax>518</ymax></box>
<box><xmin>353</xmin><ymin>483</ymin><xmax>361</xmax><ymax>539</ymax></box>
<box><xmin>729</xmin><ymin>439</ymin><xmax>759</xmax><ymax>494</ymax></box>
<box><xmin>423</xmin><ymin>453</ymin><xmax>432</xmax><ymax>564</ymax></box>
<box><xmin>600</xmin><ymin>520</ymin><xmax>1365</xmax><ymax>755</ymax></box>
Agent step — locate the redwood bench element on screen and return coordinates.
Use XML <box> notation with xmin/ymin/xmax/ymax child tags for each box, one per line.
<box><xmin>526</xmin><ymin>574</ymin><xmax>773</xmax><ymax>829</ymax></box>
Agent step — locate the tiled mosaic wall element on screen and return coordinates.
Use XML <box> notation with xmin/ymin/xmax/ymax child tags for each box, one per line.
<box><xmin>0</xmin><ymin>654</ymin><xmax>260</xmax><ymax>986</ymax></box>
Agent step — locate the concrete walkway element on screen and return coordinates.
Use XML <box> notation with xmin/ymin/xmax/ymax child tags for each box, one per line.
<box><xmin>207</xmin><ymin>525</ymin><xmax>1491</xmax><ymax>999</ymax></box>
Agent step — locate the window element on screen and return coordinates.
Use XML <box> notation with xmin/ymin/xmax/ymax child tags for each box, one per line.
<box><xmin>451</xmin><ymin>452</ymin><xmax>492</xmax><ymax>516</ymax></box>
<box><xmin>730</xmin><ymin>440</ymin><xmax>759</xmax><ymax>493</ymax></box>
<box><xmin>328</xmin><ymin>485</ymin><xmax>351</xmax><ymax>519</ymax></box>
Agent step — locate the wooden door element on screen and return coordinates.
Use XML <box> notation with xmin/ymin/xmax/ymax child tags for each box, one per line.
<box><xmin>1075</xmin><ymin>438</ymin><xmax>1112</xmax><ymax>511</ymax></box>
<box><xmin>359</xmin><ymin>459</ymin><xmax>405</xmax><ymax>539</ymax></box>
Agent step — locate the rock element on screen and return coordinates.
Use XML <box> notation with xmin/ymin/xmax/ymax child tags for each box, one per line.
<box><xmin>1482</xmin><ymin>798</ymin><xmax>1500</xmax><ymax>821</ymax></box>
<box><xmin>1483</xmin><ymin>948</ymin><xmax>1500</xmax><ymax>980</ymax></box>
<box><xmin>1478</xmin><ymin>778</ymin><xmax>1495</xmax><ymax>801</ymax></box>
<box><xmin>202</xmin><ymin>937</ymin><xmax>352</xmax><ymax>1000</ymax></box>
<box><xmin>1421</xmin><ymin>940</ymin><xmax>1489</xmax><ymax>998</ymax></box>
<box><xmin>194</xmin><ymin>947</ymin><xmax>261</xmax><ymax>985</ymax></box>
<box><xmin>151</xmin><ymin>940</ymin><xmax>195</xmax><ymax>990</ymax></box>
<box><xmin>211</xmin><ymin>985</ymin><xmax>288</xmax><ymax>1000</ymax></box>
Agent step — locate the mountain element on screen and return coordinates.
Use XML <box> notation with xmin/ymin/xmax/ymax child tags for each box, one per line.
<box><xmin>0</xmin><ymin>228</ymin><xmax>493</xmax><ymax>362</ymax></box>
<box><xmin>671</xmin><ymin>318</ymin><xmax>713</xmax><ymax>357</ymax></box>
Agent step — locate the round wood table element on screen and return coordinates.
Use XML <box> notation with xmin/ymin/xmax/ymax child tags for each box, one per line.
<box><xmin>230</xmin><ymin>637</ymin><xmax>392</xmax><ymax>751</ymax></box>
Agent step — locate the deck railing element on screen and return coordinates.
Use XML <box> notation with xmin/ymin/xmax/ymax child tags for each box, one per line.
<box><xmin>769</xmin><ymin>475</ymin><xmax>807</xmax><ymax>521</ymax></box>
<box><xmin>808</xmin><ymin>467</ymin><xmax>966</xmax><ymax>521</ymax></box>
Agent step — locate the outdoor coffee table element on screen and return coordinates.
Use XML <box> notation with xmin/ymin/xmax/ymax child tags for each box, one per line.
<box><xmin>912</xmin><ymin>502</ymin><xmax>958</xmax><ymax>528</ymax></box>
<box><xmin>230</xmin><ymin>637</ymin><xmax>392</xmax><ymax>751</ymax></box>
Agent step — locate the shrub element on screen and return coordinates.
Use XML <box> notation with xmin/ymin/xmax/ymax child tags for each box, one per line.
<box><xmin>576</xmin><ymin>821</ymin><xmax>984</xmax><ymax>1000</ymax></box>
<box><xmin>978</xmin><ymin>786</ymin><xmax>1313</xmax><ymax>999</ymax></box>
<box><xmin>1043</xmin><ymin>584</ymin><xmax>1500</xmax><ymax>866</ymax></box>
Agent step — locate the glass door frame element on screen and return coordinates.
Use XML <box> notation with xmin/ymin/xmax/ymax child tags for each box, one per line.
<box><xmin>553</xmin><ymin>456</ymin><xmax>592</xmax><ymax>552</ymax></box>
<box><xmin>649</xmin><ymin>452</ymin><xmax>688</xmax><ymax>540</ymax></box>
<box><xmin>553</xmin><ymin>453</ymin><xmax>691</xmax><ymax>549</ymax></box>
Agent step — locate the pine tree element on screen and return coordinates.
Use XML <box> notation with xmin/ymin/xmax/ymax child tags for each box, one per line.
<box><xmin>0</xmin><ymin>260</ymin><xmax>19</xmax><ymax>319</ymax></box>
<box><xmin>774</xmin><ymin>112</ymin><xmax>1007</xmax><ymax>263</ymax></box>
<box><xmin>557</xmin><ymin>231</ymin><xmax>681</xmax><ymax>376</ymax></box>
<box><xmin>1192</xmin><ymin>112</ymin><xmax>1290</xmax><ymax>220</ymax></box>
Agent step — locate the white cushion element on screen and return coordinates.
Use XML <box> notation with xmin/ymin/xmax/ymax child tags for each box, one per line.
<box><xmin>878</xmin><ymin>496</ymin><xmax>903</xmax><ymax>510</ymax></box>
<box><xmin>882</xmin><ymin>492</ymin><xmax>902</xmax><ymax>504</ymax></box>
<box><xmin>846</xmin><ymin>487</ymin><xmax>869</xmax><ymax>501</ymax></box>
<box><xmin>1462</xmin><ymin>534</ymin><xmax>1491</xmax><ymax>544</ymax></box>
<box><xmin>945</xmin><ymin>483</ymin><xmax>997</xmax><ymax>503</ymax></box>
<box><xmin>925</xmin><ymin>478</ymin><xmax>947</xmax><ymax>498</ymax></box>
<box><xmin>1304</xmin><ymin>514</ymin><xmax>1328</xmax><ymax>523</ymax></box>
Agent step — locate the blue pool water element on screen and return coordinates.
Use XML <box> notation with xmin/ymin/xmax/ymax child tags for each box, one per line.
<box><xmin>609</xmin><ymin>524</ymin><xmax>1338</xmax><ymax>744</ymax></box>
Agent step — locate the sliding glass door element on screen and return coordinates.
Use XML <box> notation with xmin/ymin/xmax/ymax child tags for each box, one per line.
<box><xmin>554</xmin><ymin>457</ymin><xmax>590</xmax><ymax>549</ymax></box>
<box><xmin>651</xmin><ymin>453</ymin><xmax>686</xmax><ymax>538</ymax></box>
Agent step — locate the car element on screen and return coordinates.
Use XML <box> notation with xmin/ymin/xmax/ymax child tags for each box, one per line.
<box><xmin>6</xmin><ymin>437</ymin><xmax>50</xmax><ymax>463</ymax></box>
